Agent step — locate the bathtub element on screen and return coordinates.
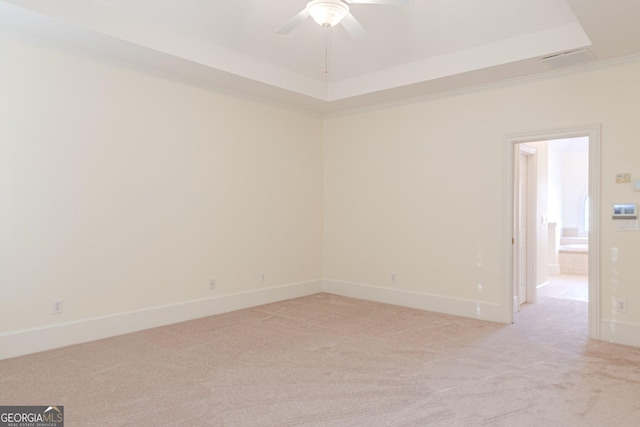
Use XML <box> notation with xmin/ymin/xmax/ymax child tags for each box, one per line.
<box><xmin>559</xmin><ymin>243</ymin><xmax>588</xmax><ymax>275</ymax></box>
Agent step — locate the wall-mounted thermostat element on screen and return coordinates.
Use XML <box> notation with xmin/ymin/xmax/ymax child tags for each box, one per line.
<box><xmin>612</xmin><ymin>204</ymin><xmax>637</xmax><ymax>219</ymax></box>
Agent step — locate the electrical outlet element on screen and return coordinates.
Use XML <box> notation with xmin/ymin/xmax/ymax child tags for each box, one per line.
<box><xmin>617</xmin><ymin>299</ymin><xmax>628</xmax><ymax>313</ymax></box>
<box><xmin>260</xmin><ymin>272</ymin><xmax>266</xmax><ymax>282</ymax></box>
<box><xmin>391</xmin><ymin>272</ymin><xmax>397</xmax><ymax>283</ymax></box>
<box><xmin>209</xmin><ymin>279</ymin><xmax>216</xmax><ymax>291</ymax></box>
<box><xmin>52</xmin><ymin>299</ymin><xmax>63</xmax><ymax>315</ymax></box>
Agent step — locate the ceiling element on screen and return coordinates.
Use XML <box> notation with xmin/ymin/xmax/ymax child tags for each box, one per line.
<box><xmin>1</xmin><ymin>0</ymin><xmax>640</xmax><ymax>114</ymax></box>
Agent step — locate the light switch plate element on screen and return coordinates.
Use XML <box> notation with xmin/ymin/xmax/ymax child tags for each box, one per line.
<box><xmin>617</xmin><ymin>220</ymin><xmax>639</xmax><ymax>231</ymax></box>
<box><xmin>635</xmin><ymin>180</ymin><xmax>640</xmax><ymax>191</ymax></box>
<box><xmin>616</xmin><ymin>173</ymin><xmax>631</xmax><ymax>183</ymax></box>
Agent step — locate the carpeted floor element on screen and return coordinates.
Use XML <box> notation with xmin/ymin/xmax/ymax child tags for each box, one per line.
<box><xmin>2</xmin><ymin>283</ymin><xmax>640</xmax><ymax>426</ymax></box>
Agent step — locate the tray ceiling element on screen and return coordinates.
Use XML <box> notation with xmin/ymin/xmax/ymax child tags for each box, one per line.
<box><xmin>1</xmin><ymin>0</ymin><xmax>639</xmax><ymax>114</ymax></box>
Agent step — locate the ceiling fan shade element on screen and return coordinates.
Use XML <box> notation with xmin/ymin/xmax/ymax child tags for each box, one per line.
<box><xmin>277</xmin><ymin>0</ymin><xmax>408</xmax><ymax>36</ymax></box>
<box><xmin>306</xmin><ymin>0</ymin><xmax>350</xmax><ymax>27</ymax></box>
<box><xmin>345</xmin><ymin>0</ymin><xmax>409</xmax><ymax>4</ymax></box>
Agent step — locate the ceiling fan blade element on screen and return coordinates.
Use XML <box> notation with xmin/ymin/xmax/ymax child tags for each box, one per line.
<box><xmin>277</xmin><ymin>9</ymin><xmax>310</xmax><ymax>34</ymax></box>
<box><xmin>340</xmin><ymin>13</ymin><xmax>367</xmax><ymax>38</ymax></box>
<box><xmin>345</xmin><ymin>0</ymin><xmax>409</xmax><ymax>5</ymax></box>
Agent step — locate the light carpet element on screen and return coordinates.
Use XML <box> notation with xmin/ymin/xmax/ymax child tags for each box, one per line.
<box><xmin>2</xmin><ymin>292</ymin><xmax>640</xmax><ymax>426</ymax></box>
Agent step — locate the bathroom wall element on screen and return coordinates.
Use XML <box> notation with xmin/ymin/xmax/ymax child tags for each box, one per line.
<box><xmin>547</xmin><ymin>139</ymin><xmax>589</xmax><ymax>236</ymax></box>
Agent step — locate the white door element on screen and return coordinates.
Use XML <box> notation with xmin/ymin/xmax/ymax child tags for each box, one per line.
<box><xmin>513</xmin><ymin>145</ymin><xmax>536</xmax><ymax>312</ymax></box>
<box><xmin>517</xmin><ymin>150</ymin><xmax>528</xmax><ymax>307</ymax></box>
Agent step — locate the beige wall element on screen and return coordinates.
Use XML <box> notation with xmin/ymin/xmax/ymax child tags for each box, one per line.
<box><xmin>0</xmin><ymin>34</ymin><xmax>324</xmax><ymax>334</ymax></box>
<box><xmin>3</xmin><ymin>27</ymin><xmax>640</xmax><ymax>348</ymax></box>
<box><xmin>324</xmin><ymin>59</ymin><xmax>640</xmax><ymax>326</ymax></box>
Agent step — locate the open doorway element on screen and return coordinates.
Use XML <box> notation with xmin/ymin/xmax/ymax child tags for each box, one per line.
<box><xmin>517</xmin><ymin>137</ymin><xmax>589</xmax><ymax>308</ymax></box>
<box><xmin>503</xmin><ymin>125</ymin><xmax>600</xmax><ymax>339</ymax></box>
<box><xmin>537</xmin><ymin>138</ymin><xmax>589</xmax><ymax>304</ymax></box>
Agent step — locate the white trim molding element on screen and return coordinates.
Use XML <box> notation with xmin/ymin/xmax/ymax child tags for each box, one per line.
<box><xmin>0</xmin><ymin>279</ymin><xmax>324</xmax><ymax>360</ymax></box>
<box><xmin>323</xmin><ymin>279</ymin><xmax>502</xmax><ymax>323</ymax></box>
<box><xmin>600</xmin><ymin>319</ymin><xmax>640</xmax><ymax>348</ymax></box>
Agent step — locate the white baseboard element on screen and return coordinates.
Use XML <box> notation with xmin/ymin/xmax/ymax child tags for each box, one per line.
<box><xmin>323</xmin><ymin>279</ymin><xmax>502</xmax><ymax>323</ymax></box>
<box><xmin>600</xmin><ymin>319</ymin><xmax>640</xmax><ymax>348</ymax></box>
<box><xmin>16</xmin><ymin>279</ymin><xmax>635</xmax><ymax>360</ymax></box>
<box><xmin>0</xmin><ymin>279</ymin><xmax>323</xmax><ymax>360</ymax></box>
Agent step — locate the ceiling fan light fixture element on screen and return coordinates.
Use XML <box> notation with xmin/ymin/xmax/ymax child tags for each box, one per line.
<box><xmin>306</xmin><ymin>0</ymin><xmax>349</xmax><ymax>27</ymax></box>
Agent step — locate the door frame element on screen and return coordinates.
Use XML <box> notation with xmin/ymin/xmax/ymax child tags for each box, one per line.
<box><xmin>502</xmin><ymin>124</ymin><xmax>601</xmax><ymax>340</ymax></box>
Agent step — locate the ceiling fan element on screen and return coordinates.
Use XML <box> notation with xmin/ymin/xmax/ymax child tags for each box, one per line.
<box><xmin>277</xmin><ymin>0</ymin><xmax>409</xmax><ymax>38</ymax></box>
